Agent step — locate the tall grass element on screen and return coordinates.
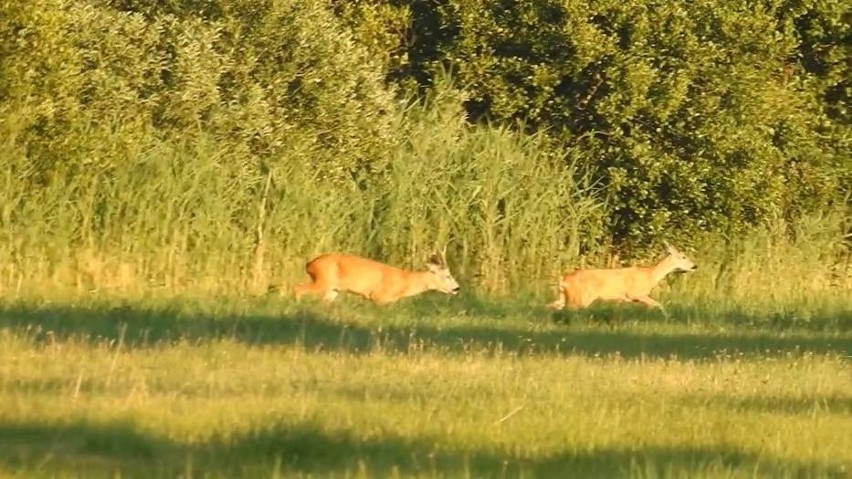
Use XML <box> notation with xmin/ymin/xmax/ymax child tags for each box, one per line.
<box><xmin>662</xmin><ymin>210</ymin><xmax>851</xmax><ymax>326</ymax></box>
<box><xmin>1</xmin><ymin>0</ymin><xmax>847</xmax><ymax>311</ymax></box>
<box><xmin>0</xmin><ymin>77</ymin><xmax>605</xmax><ymax>299</ymax></box>
<box><xmin>2</xmin><ymin>94</ymin><xmax>849</xmax><ymax>309</ymax></box>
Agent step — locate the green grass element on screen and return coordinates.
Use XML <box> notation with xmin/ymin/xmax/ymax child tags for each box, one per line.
<box><xmin>1</xmin><ymin>294</ymin><xmax>849</xmax><ymax>478</ymax></box>
<box><xmin>2</xmin><ymin>3</ymin><xmax>849</xmax><ymax>477</ymax></box>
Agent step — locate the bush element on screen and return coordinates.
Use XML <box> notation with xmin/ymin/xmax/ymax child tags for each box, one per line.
<box><xmin>351</xmin><ymin>0</ymin><xmax>848</xmax><ymax>251</ymax></box>
<box><xmin>0</xmin><ymin>0</ymin><xmax>605</xmax><ymax>295</ymax></box>
<box><xmin>0</xmin><ymin>0</ymin><xmax>399</xmax><ymax>186</ymax></box>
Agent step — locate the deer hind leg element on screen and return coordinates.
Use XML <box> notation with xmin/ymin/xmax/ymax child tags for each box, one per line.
<box><xmin>547</xmin><ymin>290</ymin><xmax>566</xmax><ymax>310</ymax></box>
<box><xmin>322</xmin><ymin>290</ymin><xmax>339</xmax><ymax>304</ymax></box>
<box><xmin>631</xmin><ymin>295</ymin><xmax>663</xmax><ymax>310</ymax></box>
<box><xmin>563</xmin><ymin>284</ymin><xmax>593</xmax><ymax>309</ymax></box>
<box><xmin>547</xmin><ymin>299</ymin><xmax>565</xmax><ymax>310</ymax></box>
<box><xmin>548</xmin><ymin>286</ymin><xmax>586</xmax><ymax>310</ymax></box>
<box><xmin>549</xmin><ymin>278</ymin><xmax>587</xmax><ymax>310</ymax></box>
<box><xmin>293</xmin><ymin>276</ymin><xmax>333</xmax><ymax>302</ymax></box>
<box><xmin>553</xmin><ymin>297</ymin><xmax>593</xmax><ymax>310</ymax></box>
<box><xmin>294</xmin><ymin>283</ymin><xmax>339</xmax><ymax>303</ymax></box>
<box><xmin>567</xmin><ymin>296</ymin><xmax>594</xmax><ymax>309</ymax></box>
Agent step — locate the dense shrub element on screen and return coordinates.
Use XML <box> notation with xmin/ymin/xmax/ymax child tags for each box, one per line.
<box><xmin>0</xmin><ymin>0</ymin><xmax>399</xmax><ymax>186</ymax></box>
<box><xmin>0</xmin><ymin>0</ymin><xmax>846</xmax><ymax>296</ymax></box>
<box><xmin>0</xmin><ymin>1</ymin><xmax>603</xmax><ymax>294</ymax></box>
<box><xmin>343</xmin><ymin>0</ymin><xmax>848</xmax><ymax>251</ymax></box>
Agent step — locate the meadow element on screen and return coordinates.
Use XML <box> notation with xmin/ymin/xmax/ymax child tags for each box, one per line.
<box><xmin>1</xmin><ymin>1</ymin><xmax>849</xmax><ymax>477</ymax></box>
<box><xmin>0</xmin><ymin>281</ymin><xmax>849</xmax><ymax>478</ymax></box>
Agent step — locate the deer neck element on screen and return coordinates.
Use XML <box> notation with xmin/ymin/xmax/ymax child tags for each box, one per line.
<box><xmin>401</xmin><ymin>270</ymin><xmax>434</xmax><ymax>297</ymax></box>
<box><xmin>649</xmin><ymin>255</ymin><xmax>678</xmax><ymax>286</ymax></box>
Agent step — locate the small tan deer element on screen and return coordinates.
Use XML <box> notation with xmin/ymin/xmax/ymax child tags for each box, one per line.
<box><xmin>293</xmin><ymin>248</ymin><xmax>460</xmax><ymax>305</ymax></box>
<box><xmin>548</xmin><ymin>242</ymin><xmax>697</xmax><ymax>310</ymax></box>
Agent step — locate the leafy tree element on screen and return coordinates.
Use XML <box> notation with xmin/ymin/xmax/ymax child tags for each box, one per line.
<box><xmin>338</xmin><ymin>0</ymin><xmax>848</xmax><ymax>251</ymax></box>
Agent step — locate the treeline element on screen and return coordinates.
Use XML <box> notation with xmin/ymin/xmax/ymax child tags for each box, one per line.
<box><xmin>339</xmin><ymin>0</ymin><xmax>849</xmax><ymax>246</ymax></box>
<box><xmin>0</xmin><ymin>0</ymin><xmax>848</xmax><ymax>295</ymax></box>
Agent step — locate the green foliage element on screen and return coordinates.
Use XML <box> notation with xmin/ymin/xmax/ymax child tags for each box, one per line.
<box><xmin>0</xmin><ymin>0</ymin><xmax>404</xmax><ymax>292</ymax></box>
<box><xmin>0</xmin><ymin>17</ymin><xmax>604</xmax><ymax>296</ymax></box>
<box><xmin>780</xmin><ymin>0</ymin><xmax>850</xmax><ymax>122</ymax></box>
<box><xmin>368</xmin><ymin>79</ymin><xmax>606</xmax><ymax>292</ymax></box>
<box><xmin>361</xmin><ymin>0</ymin><xmax>848</xmax><ymax>250</ymax></box>
<box><xmin>0</xmin><ymin>0</ymin><xmax>398</xmax><ymax>186</ymax></box>
<box><xmin>331</xmin><ymin>0</ymin><xmax>414</xmax><ymax>88</ymax></box>
<box><xmin>0</xmin><ymin>0</ymin><xmax>848</xmax><ymax>296</ymax></box>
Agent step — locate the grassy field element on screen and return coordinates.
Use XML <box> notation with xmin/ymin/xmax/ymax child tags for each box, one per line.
<box><xmin>0</xmin><ymin>292</ymin><xmax>849</xmax><ymax>479</ymax></box>
<box><xmin>2</xmin><ymin>1</ymin><xmax>849</xmax><ymax>477</ymax></box>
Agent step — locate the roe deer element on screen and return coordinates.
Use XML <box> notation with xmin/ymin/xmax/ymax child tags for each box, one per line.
<box><xmin>293</xmin><ymin>248</ymin><xmax>460</xmax><ymax>305</ymax></box>
<box><xmin>548</xmin><ymin>242</ymin><xmax>697</xmax><ymax>310</ymax></box>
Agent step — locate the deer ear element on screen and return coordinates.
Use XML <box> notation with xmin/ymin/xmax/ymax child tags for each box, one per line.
<box><xmin>663</xmin><ymin>240</ymin><xmax>674</xmax><ymax>252</ymax></box>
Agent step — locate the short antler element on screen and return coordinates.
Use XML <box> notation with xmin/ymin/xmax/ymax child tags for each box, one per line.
<box><xmin>428</xmin><ymin>242</ymin><xmax>448</xmax><ymax>267</ymax></box>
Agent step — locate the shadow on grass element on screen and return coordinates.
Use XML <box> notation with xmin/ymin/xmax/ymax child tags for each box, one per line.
<box><xmin>677</xmin><ymin>393</ymin><xmax>852</xmax><ymax>416</ymax></box>
<box><xmin>0</xmin><ymin>418</ymin><xmax>847</xmax><ymax>478</ymax></box>
<box><xmin>0</xmin><ymin>299</ymin><xmax>848</xmax><ymax>360</ymax></box>
<box><xmin>547</xmin><ymin>301</ymin><xmax>852</xmax><ymax>334</ymax></box>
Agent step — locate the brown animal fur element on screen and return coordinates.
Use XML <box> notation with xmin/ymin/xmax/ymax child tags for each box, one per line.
<box><xmin>548</xmin><ymin>242</ymin><xmax>697</xmax><ymax>310</ymax></box>
<box><xmin>294</xmin><ymin>251</ymin><xmax>459</xmax><ymax>305</ymax></box>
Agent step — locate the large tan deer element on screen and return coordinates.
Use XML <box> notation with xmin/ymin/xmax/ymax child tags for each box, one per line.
<box><xmin>548</xmin><ymin>242</ymin><xmax>697</xmax><ymax>310</ymax></box>
<box><xmin>293</xmin><ymin>248</ymin><xmax>460</xmax><ymax>305</ymax></box>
